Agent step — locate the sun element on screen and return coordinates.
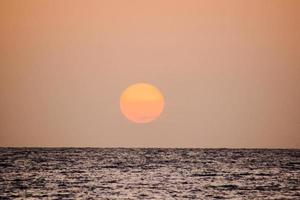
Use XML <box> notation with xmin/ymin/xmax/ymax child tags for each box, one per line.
<box><xmin>120</xmin><ymin>83</ymin><xmax>164</xmax><ymax>123</ymax></box>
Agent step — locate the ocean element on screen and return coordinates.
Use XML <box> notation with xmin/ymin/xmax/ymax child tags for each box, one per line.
<box><xmin>0</xmin><ymin>148</ymin><xmax>299</xmax><ymax>199</ymax></box>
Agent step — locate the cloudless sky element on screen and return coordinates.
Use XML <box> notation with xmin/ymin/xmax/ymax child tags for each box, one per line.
<box><xmin>1</xmin><ymin>0</ymin><xmax>299</xmax><ymax>148</ymax></box>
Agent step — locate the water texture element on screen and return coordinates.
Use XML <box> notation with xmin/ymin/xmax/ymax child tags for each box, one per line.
<box><xmin>0</xmin><ymin>148</ymin><xmax>299</xmax><ymax>199</ymax></box>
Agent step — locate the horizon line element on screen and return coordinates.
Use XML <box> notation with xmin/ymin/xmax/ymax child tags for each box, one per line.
<box><xmin>0</xmin><ymin>146</ymin><xmax>299</xmax><ymax>150</ymax></box>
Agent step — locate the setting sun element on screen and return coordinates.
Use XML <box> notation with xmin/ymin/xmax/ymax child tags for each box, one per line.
<box><xmin>120</xmin><ymin>83</ymin><xmax>164</xmax><ymax>123</ymax></box>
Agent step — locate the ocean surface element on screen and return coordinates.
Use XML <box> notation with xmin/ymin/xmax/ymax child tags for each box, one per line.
<box><xmin>0</xmin><ymin>148</ymin><xmax>299</xmax><ymax>199</ymax></box>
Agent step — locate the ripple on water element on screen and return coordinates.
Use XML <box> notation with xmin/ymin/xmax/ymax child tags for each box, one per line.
<box><xmin>0</xmin><ymin>148</ymin><xmax>299</xmax><ymax>199</ymax></box>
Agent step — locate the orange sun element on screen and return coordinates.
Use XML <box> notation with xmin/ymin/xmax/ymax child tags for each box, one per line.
<box><xmin>120</xmin><ymin>83</ymin><xmax>164</xmax><ymax>123</ymax></box>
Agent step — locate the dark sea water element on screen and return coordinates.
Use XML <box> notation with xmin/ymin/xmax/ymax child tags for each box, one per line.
<box><xmin>0</xmin><ymin>148</ymin><xmax>299</xmax><ymax>199</ymax></box>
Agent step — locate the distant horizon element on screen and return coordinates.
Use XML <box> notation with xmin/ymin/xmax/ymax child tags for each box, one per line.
<box><xmin>1</xmin><ymin>146</ymin><xmax>299</xmax><ymax>149</ymax></box>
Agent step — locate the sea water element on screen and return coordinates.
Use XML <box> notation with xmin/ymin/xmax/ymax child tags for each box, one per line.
<box><xmin>0</xmin><ymin>148</ymin><xmax>299</xmax><ymax>199</ymax></box>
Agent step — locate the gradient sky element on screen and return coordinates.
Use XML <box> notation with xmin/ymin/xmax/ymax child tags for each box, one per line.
<box><xmin>1</xmin><ymin>0</ymin><xmax>299</xmax><ymax>148</ymax></box>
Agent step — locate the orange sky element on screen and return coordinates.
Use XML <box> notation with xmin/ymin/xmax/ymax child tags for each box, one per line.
<box><xmin>1</xmin><ymin>0</ymin><xmax>299</xmax><ymax>148</ymax></box>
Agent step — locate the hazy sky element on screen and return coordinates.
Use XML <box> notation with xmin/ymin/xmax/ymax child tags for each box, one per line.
<box><xmin>1</xmin><ymin>0</ymin><xmax>299</xmax><ymax>148</ymax></box>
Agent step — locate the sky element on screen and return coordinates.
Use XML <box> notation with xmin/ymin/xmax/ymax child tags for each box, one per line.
<box><xmin>0</xmin><ymin>0</ymin><xmax>299</xmax><ymax>148</ymax></box>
